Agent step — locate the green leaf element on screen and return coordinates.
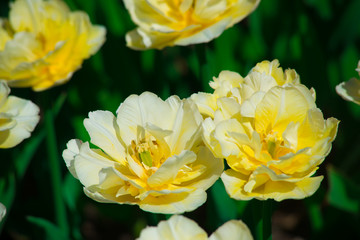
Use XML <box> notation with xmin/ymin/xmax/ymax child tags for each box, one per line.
<box><xmin>62</xmin><ymin>173</ymin><xmax>82</xmax><ymax>212</ymax></box>
<box><xmin>210</xmin><ymin>179</ymin><xmax>237</xmax><ymax>222</ymax></box>
<box><xmin>327</xmin><ymin>166</ymin><xmax>360</xmax><ymax>213</ymax></box>
<box><xmin>27</xmin><ymin>216</ymin><xmax>68</xmax><ymax>240</ymax></box>
<box><xmin>0</xmin><ymin>173</ymin><xmax>15</xmax><ymax>232</ymax></box>
<box><xmin>98</xmin><ymin>0</ymin><xmax>127</xmax><ymax>36</ymax></box>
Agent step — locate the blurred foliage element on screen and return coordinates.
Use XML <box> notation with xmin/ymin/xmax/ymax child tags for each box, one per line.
<box><xmin>0</xmin><ymin>0</ymin><xmax>360</xmax><ymax>239</ymax></box>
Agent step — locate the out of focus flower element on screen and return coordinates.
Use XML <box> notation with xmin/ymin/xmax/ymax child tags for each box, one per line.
<box><xmin>63</xmin><ymin>92</ymin><xmax>223</xmax><ymax>214</ymax></box>
<box><xmin>194</xmin><ymin>60</ymin><xmax>339</xmax><ymax>201</ymax></box>
<box><xmin>0</xmin><ymin>0</ymin><xmax>106</xmax><ymax>91</ymax></box>
<box><xmin>124</xmin><ymin>0</ymin><xmax>260</xmax><ymax>50</ymax></box>
<box><xmin>137</xmin><ymin>215</ymin><xmax>253</xmax><ymax>240</ymax></box>
<box><xmin>336</xmin><ymin>60</ymin><xmax>360</xmax><ymax>105</ymax></box>
<box><xmin>0</xmin><ymin>202</ymin><xmax>6</xmax><ymax>222</ymax></box>
<box><xmin>0</xmin><ymin>81</ymin><xmax>39</xmax><ymax>148</ymax></box>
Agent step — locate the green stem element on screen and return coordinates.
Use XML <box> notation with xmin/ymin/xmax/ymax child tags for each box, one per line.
<box><xmin>256</xmin><ymin>200</ymin><xmax>272</xmax><ymax>240</ymax></box>
<box><xmin>195</xmin><ymin>44</ymin><xmax>212</xmax><ymax>93</ymax></box>
<box><xmin>44</xmin><ymin>103</ymin><xmax>69</xmax><ymax>236</ymax></box>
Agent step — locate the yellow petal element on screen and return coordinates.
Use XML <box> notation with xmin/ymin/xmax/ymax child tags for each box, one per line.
<box><xmin>139</xmin><ymin>188</ymin><xmax>207</xmax><ymax>214</ymax></box>
<box><xmin>147</xmin><ymin>150</ymin><xmax>197</xmax><ymax>187</ymax></box>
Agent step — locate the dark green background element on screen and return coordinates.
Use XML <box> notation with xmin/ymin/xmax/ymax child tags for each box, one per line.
<box><xmin>1</xmin><ymin>0</ymin><xmax>360</xmax><ymax>239</ymax></box>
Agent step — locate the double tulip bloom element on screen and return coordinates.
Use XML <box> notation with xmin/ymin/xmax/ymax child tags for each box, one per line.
<box><xmin>193</xmin><ymin>60</ymin><xmax>339</xmax><ymax>201</ymax></box>
<box><xmin>63</xmin><ymin>92</ymin><xmax>223</xmax><ymax>214</ymax></box>
<box><xmin>0</xmin><ymin>0</ymin><xmax>106</xmax><ymax>91</ymax></box>
<box><xmin>124</xmin><ymin>0</ymin><xmax>260</xmax><ymax>50</ymax></box>
<box><xmin>137</xmin><ymin>215</ymin><xmax>253</xmax><ymax>240</ymax></box>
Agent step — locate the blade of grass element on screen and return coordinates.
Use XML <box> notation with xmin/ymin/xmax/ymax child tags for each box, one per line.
<box><xmin>255</xmin><ymin>200</ymin><xmax>273</xmax><ymax>240</ymax></box>
<box><xmin>44</xmin><ymin>104</ymin><xmax>69</xmax><ymax>236</ymax></box>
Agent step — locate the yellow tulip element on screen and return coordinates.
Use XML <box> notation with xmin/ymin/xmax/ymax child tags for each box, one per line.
<box><xmin>137</xmin><ymin>215</ymin><xmax>253</xmax><ymax>240</ymax></box>
<box><xmin>63</xmin><ymin>92</ymin><xmax>223</xmax><ymax>214</ymax></box>
<box><xmin>336</xmin><ymin>60</ymin><xmax>360</xmax><ymax>105</ymax></box>
<box><xmin>124</xmin><ymin>0</ymin><xmax>260</xmax><ymax>50</ymax></box>
<box><xmin>0</xmin><ymin>0</ymin><xmax>106</xmax><ymax>91</ymax></box>
<box><xmin>0</xmin><ymin>81</ymin><xmax>40</xmax><ymax>148</ymax></box>
<box><xmin>197</xmin><ymin>60</ymin><xmax>339</xmax><ymax>201</ymax></box>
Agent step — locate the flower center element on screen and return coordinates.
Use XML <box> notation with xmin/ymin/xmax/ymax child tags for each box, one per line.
<box><xmin>129</xmin><ymin>134</ymin><xmax>167</xmax><ymax>170</ymax></box>
<box><xmin>261</xmin><ymin>130</ymin><xmax>291</xmax><ymax>160</ymax></box>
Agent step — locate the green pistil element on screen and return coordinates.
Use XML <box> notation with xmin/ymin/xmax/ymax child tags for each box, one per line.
<box><xmin>139</xmin><ymin>150</ymin><xmax>152</xmax><ymax>167</ymax></box>
<box><xmin>268</xmin><ymin>141</ymin><xmax>276</xmax><ymax>158</ymax></box>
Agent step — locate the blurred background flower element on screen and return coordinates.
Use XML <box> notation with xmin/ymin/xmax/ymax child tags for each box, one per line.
<box><xmin>0</xmin><ymin>81</ymin><xmax>39</xmax><ymax>148</ymax></box>
<box><xmin>0</xmin><ymin>0</ymin><xmax>106</xmax><ymax>91</ymax></box>
<box><xmin>336</xmin><ymin>60</ymin><xmax>360</xmax><ymax>105</ymax></box>
<box><xmin>124</xmin><ymin>0</ymin><xmax>260</xmax><ymax>50</ymax></box>
<box><xmin>137</xmin><ymin>215</ymin><xmax>253</xmax><ymax>240</ymax></box>
<box><xmin>0</xmin><ymin>203</ymin><xmax>5</xmax><ymax>223</ymax></box>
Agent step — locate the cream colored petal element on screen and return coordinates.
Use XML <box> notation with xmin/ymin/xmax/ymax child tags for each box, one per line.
<box><xmin>251</xmin><ymin>60</ymin><xmax>284</xmax><ymax>82</ymax></box>
<box><xmin>137</xmin><ymin>187</ymin><xmax>192</xmax><ymax>201</ymax></box>
<box><xmin>84</xmin><ymin>185</ymin><xmax>138</xmax><ymax>205</ymax></box>
<box><xmin>0</xmin><ymin>31</ymin><xmax>42</xmax><ymax>70</ymax></box>
<box><xmin>147</xmin><ymin>150</ymin><xmax>197</xmax><ymax>187</ymax></box>
<box><xmin>9</xmin><ymin>0</ymin><xmax>44</xmax><ymax>32</ymax></box>
<box><xmin>191</xmin><ymin>92</ymin><xmax>218</xmax><ymax>118</ymax></box>
<box><xmin>211</xmin><ymin>70</ymin><xmax>244</xmax><ymax>96</ymax></box>
<box><xmin>73</xmin><ymin>142</ymin><xmax>116</xmax><ymax>188</ymax></box>
<box><xmin>185</xmin><ymin>146</ymin><xmax>223</xmax><ymax>190</ymax></box>
<box><xmin>244</xmin><ymin>71</ymin><xmax>278</xmax><ymax>93</ymax></box>
<box><xmin>221</xmin><ymin>169</ymin><xmax>253</xmax><ymax>201</ymax></box>
<box><xmin>116</xmin><ymin>92</ymin><xmax>176</xmax><ymax>145</ymax></box>
<box><xmin>174</xmin><ymin>17</ymin><xmax>232</xmax><ymax>46</ymax></box>
<box><xmin>123</xmin><ymin>0</ymin><xmax>179</xmax><ymax>31</ymax></box>
<box><xmin>0</xmin><ymin>113</ymin><xmax>16</xmax><ymax>131</ymax></box>
<box><xmin>255</xmin><ymin>86</ymin><xmax>315</xmax><ymax>134</ymax></box>
<box><xmin>137</xmin><ymin>215</ymin><xmax>208</xmax><ymax>240</ymax></box>
<box><xmin>213</xmin><ymin>119</ymin><xmax>249</xmax><ymax>157</ymax></box>
<box><xmin>69</xmin><ymin>12</ymin><xmax>106</xmax><ymax>55</ymax></box>
<box><xmin>0</xmin><ymin>20</ymin><xmax>12</xmax><ymax>51</ymax></box>
<box><xmin>139</xmin><ymin>188</ymin><xmax>207</xmax><ymax>214</ymax></box>
<box><xmin>0</xmin><ymin>95</ymin><xmax>39</xmax><ymax>148</ymax></box>
<box><xmin>166</xmin><ymin>98</ymin><xmax>202</xmax><ymax>154</ymax></box>
<box><xmin>126</xmin><ymin>26</ymin><xmax>181</xmax><ymax>50</ymax></box>
<box><xmin>194</xmin><ymin>0</ymin><xmax>227</xmax><ymax>21</ymax></box>
<box><xmin>282</xmin><ymin>121</ymin><xmax>299</xmax><ymax>151</ymax></box>
<box><xmin>209</xmin><ymin>220</ymin><xmax>253</xmax><ymax>240</ymax></box>
<box><xmin>240</xmin><ymin>91</ymin><xmax>265</xmax><ymax>118</ymax></box>
<box><xmin>0</xmin><ymin>81</ymin><xmax>10</xmax><ymax>107</ymax></box>
<box><xmin>0</xmin><ymin>202</ymin><xmax>6</xmax><ymax>222</ymax></box>
<box><xmin>10</xmin><ymin>0</ymin><xmax>70</xmax><ymax>32</ymax></box>
<box><xmin>84</xmin><ymin>110</ymin><xmax>126</xmax><ymax>163</ymax></box>
<box><xmin>222</xmin><ymin>167</ymin><xmax>324</xmax><ymax>201</ymax></box>
<box><xmin>336</xmin><ymin>78</ymin><xmax>360</xmax><ymax>105</ymax></box>
<box><xmin>62</xmin><ymin>139</ymin><xmax>83</xmax><ymax>178</ymax></box>
<box><xmin>229</xmin><ymin>0</ymin><xmax>260</xmax><ymax>26</ymax></box>
<box><xmin>216</xmin><ymin>97</ymin><xmax>241</xmax><ymax>119</ymax></box>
